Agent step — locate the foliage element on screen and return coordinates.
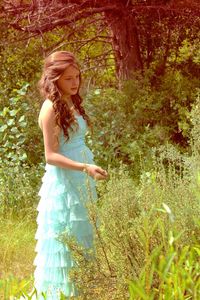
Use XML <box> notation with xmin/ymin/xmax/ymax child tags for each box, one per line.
<box><xmin>0</xmin><ymin>30</ymin><xmax>42</xmax><ymax>99</ymax></box>
<box><xmin>2</xmin><ymin>0</ymin><xmax>200</xmax><ymax>85</ymax></box>
<box><xmin>85</xmin><ymin>69</ymin><xmax>200</xmax><ymax>179</ymax></box>
<box><xmin>57</xmin><ymin>156</ymin><xmax>199</xmax><ymax>299</ymax></box>
<box><xmin>0</xmin><ymin>275</ymin><xmax>33</xmax><ymax>300</ymax></box>
<box><xmin>56</xmin><ymin>102</ymin><xmax>200</xmax><ymax>298</ymax></box>
<box><xmin>0</xmin><ymin>216</ymin><xmax>36</xmax><ymax>299</ymax></box>
<box><xmin>0</xmin><ymin>83</ymin><xmax>29</xmax><ymax>165</ymax></box>
<box><xmin>1</xmin><ymin>67</ymin><xmax>197</xmax><ymax>179</ymax></box>
<box><xmin>0</xmin><ymin>162</ymin><xmax>43</xmax><ymax>217</ymax></box>
<box><xmin>1</xmin><ymin>107</ymin><xmax>200</xmax><ymax>298</ymax></box>
<box><xmin>0</xmin><ymin>24</ymin><xmax>115</xmax><ymax>100</ymax></box>
<box><xmin>129</xmin><ymin>231</ymin><xmax>200</xmax><ymax>299</ymax></box>
<box><xmin>0</xmin><ymin>82</ymin><xmax>44</xmax><ymax>166</ymax></box>
<box><xmin>188</xmin><ymin>89</ymin><xmax>200</xmax><ymax>152</ymax></box>
<box><xmin>138</xmin><ymin>11</ymin><xmax>200</xmax><ymax>77</ymax></box>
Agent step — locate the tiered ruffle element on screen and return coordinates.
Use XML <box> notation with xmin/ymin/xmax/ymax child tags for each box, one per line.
<box><xmin>33</xmin><ymin>165</ymin><xmax>97</xmax><ymax>299</ymax></box>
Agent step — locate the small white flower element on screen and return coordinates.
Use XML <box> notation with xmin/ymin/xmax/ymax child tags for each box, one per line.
<box><xmin>162</xmin><ymin>202</ymin><xmax>172</xmax><ymax>214</ymax></box>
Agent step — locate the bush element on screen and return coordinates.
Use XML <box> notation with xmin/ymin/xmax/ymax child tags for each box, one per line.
<box><xmin>0</xmin><ymin>83</ymin><xmax>44</xmax><ymax>167</ymax></box>
<box><xmin>58</xmin><ymin>155</ymin><xmax>200</xmax><ymax>299</ymax></box>
<box><xmin>85</xmin><ymin>70</ymin><xmax>200</xmax><ymax>180</ymax></box>
<box><xmin>0</xmin><ymin>163</ymin><xmax>43</xmax><ymax>218</ymax></box>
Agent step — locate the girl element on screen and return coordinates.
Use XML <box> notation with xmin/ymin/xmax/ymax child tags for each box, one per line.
<box><xmin>34</xmin><ymin>51</ymin><xmax>108</xmax><ymax>299</ymax></box>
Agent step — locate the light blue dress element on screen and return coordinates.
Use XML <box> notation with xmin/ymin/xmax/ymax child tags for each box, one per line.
<box><xmin>33</xmin><ymin>114</ymin><xmax>98</xmax><ymax>299</ymax></box>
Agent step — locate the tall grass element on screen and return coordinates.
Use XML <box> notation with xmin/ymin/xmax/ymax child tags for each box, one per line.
<box><xmin>61</xmin><ymin>158</ymin><xmax>199</xmax><ymax>300</ymax></box>
<box><xmin>0</xmin><ymin>217</ymin><xmax>36</xmax><ymax>299</ymax></box>
<box><xmin>1</xmin><ymin>141</ymin><xmax>200</xmax><ymax>299</ymax></box>
<box><xmin>1</xmin><ymin>94</ymin><xmax>200</xmax><ymax>299</ymax></box>
<box><xmin>0</xmin><ymin>163</ymin><xmax>43</xmax><ymax>218</ymax></box>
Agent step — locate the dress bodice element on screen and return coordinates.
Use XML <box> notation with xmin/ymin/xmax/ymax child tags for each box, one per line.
<box><xmin>44</xmin><ymin>114</ymin><xmax>94</xmax><ymax>175</ymax></box>
<box><xmin>58</xmin><ymin>115</ymin><xmax>90</xmax><ymax>153</ymax></box>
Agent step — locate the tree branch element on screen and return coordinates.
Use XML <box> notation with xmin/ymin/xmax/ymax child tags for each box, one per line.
<box><xmin>9</xmin><ymin>5</ymin><xmax>118</xmax><ymax>33</ymax></box>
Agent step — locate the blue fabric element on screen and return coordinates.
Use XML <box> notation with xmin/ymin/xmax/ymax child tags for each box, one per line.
<box><xmin>33</xmin><ymin>115</ymin><xmax>98</xmax><ymax>299</ymax></box>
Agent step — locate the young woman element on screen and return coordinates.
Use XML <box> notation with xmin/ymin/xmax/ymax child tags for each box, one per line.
<box><xmin>34</xmin><ymin>51</ymin><xmax>108</xmax><ymax>299</ymax></box>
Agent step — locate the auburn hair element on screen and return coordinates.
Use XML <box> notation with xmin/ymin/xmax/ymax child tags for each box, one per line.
<box><xmin>38</xmin><ymin>50</ymin><xmax>93</xmax><ymax>144</ymax></box>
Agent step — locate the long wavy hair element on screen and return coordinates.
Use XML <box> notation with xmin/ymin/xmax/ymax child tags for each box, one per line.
<box><xmin>38</xmin><ymin>51</ymin><xmax>93</xmax><ymax>143</ymax></box>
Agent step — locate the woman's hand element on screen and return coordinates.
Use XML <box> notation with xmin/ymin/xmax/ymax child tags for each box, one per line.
<box><xmin>83</xmin><ymin>164</ymin><xmax>108</xmax><ymax>180</ymax></box>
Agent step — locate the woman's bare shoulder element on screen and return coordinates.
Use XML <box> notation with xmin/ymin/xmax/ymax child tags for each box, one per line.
<box><xmin>41</xmin><ymin>99</ymin><xmax>54</xmax><ymax>112</ymax></box>
<box><xmin>38</xmin><ymin>99</ymin><xmax>55</xmax><ymax>130</ymax></box>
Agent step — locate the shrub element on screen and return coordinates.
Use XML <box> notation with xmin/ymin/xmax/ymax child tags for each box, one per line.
<box><xmin>0</xmin><ymin>163</ymin><xmax>43</xmax><ymax>218</ymax></box>
<box><xmin>85</xmin><ymin>70</ymin><xmax>200</xmax><ymax>180</ymax></box>
<box><xmin>0</xmin><ymin>83</ymin><xmax>44</xmax><ymax>167</ymax></box>
<box><xmin>58</xmin><ymin>157</ymin><xmax>200</xmax><ymax>299</ymax></box>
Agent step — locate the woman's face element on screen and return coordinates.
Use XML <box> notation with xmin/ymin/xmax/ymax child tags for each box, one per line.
<box><xmin>57</xmin><ymin>64</ymin><xmax>80</xmax><ymax>97</ymax></box>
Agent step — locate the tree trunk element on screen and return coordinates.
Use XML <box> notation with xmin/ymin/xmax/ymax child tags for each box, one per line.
<box><xmin>104</xmin><ymin>9</ymin><xmax>143</xmax><ymax>82</ymax></box>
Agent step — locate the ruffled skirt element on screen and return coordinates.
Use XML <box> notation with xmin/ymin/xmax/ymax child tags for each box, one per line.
<box><xmin>33</xmin><ymin>150</ymin><xmax>98</xmax><ymax>299</ymax></box>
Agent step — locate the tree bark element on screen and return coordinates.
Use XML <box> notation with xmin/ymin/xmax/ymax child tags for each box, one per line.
<box><xmin>104</xmin><ymin>9</ymin><xmax>143</xmax><ymax>81</ymax></box>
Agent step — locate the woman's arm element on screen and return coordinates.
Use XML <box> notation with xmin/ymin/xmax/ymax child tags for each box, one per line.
<box><xmin>39</xmin><ymin>99</ymin><xmax>85</xmax><ymax>171</ymax></box>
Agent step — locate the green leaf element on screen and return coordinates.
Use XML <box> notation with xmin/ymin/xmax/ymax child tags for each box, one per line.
<box><xmin>17</xmin><ymin>82</ymin><xmax>30</xmax><ymax>95</ymax></box>
<box><xmin>19</xmin><ymin>121</ymin><xmax>27</xmax><ymax>128</ymax></box>
<box><xmin>129</xmin><ymin>281</ymin><xmax>149</xmax><ymax>299</ymax></box>
<box><xmin>11</xmin><ymin>127</ymin><xmax>19</xmax><ymax>133</ymax></box>
<box><xmin>7</xmin><ymin>119</ymin><xmax>15</xmax><ymax>126</ymax></box>
<box><xmin>163</xmin><ymin>252</ymin><xmax>177</xmax><ymax>279</ymax></box>
<box><xmin>193</xmin><ymin>247</ymin><xmax>200</xmax><ymax>256</ymax></box>
<box><xmin>2</xmin><ymin>107</ymin><xmax>9</xmax><ymax>117</ymax></box>
<box><xmin>19</xmin><ymin>153</ymin><xmax>27</xmax><ymax>161</ymax></box>
<box><xmin>19</xmin><ymin>115</ymin><xmax>25</xmax><ymax>122</ymax></box>
<box><xmin>0</xmin><ymin>125</ymin><xmax>8</xmax><ymax>132</ymax></box>
<box><xmin>9</xmin><ymin>109</ymin><xmax>20</xmax><ymax>117</ymax></box>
